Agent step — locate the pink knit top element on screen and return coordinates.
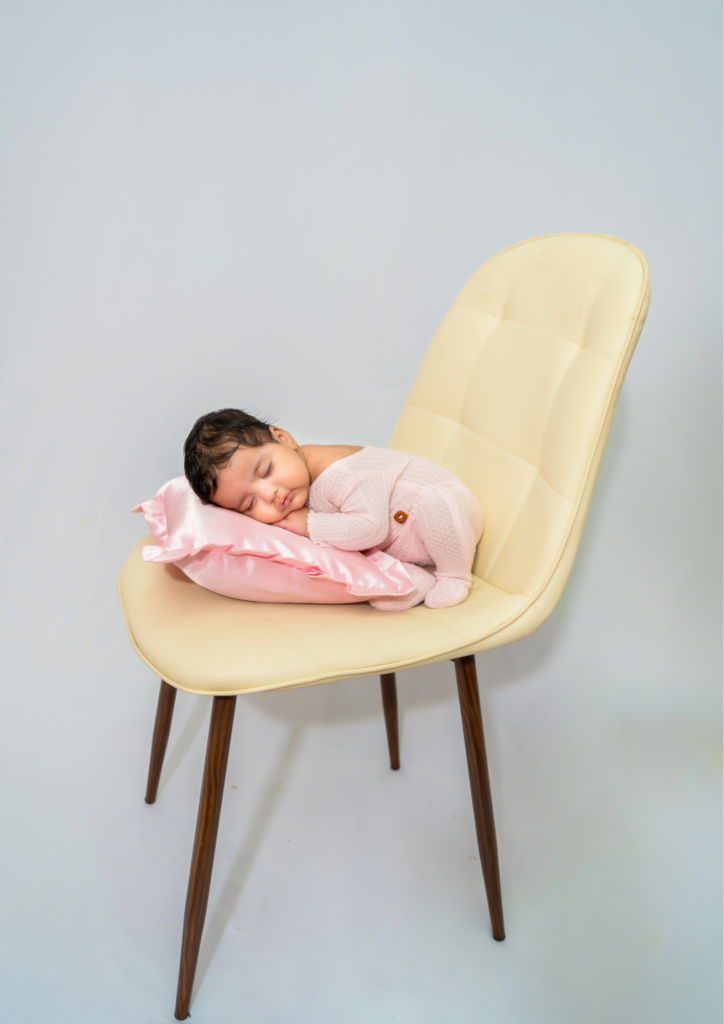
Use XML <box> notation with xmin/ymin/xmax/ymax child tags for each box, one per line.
<box><xmin>307</xmin><ymin>447</ymin><xmax>481</xmax><ymax>565</ymax></box>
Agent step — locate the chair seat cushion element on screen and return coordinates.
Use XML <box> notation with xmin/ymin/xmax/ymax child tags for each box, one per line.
<box><xmin>118</xmin><ymin>537</ymin><xmax>531</xmax><ymax>694</ymax></box>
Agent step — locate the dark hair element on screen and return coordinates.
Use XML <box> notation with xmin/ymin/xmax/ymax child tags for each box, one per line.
<box><xmin>184</xmin><ymin>408</ymin><xmax>275</xmax><ymax>504</ymax></box>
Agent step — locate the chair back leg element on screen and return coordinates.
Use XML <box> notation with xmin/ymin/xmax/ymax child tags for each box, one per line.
<box><xmin>453</xmin><ymin>656</ymin><xmax>505</xmax><ymax>941</ymax></box>
<box><xmin>175</xmin><ymin>695</ymin><xmax>237</xmax><ymax>1020</ymax></box>
<box><xmin>380</xmin><ymin>674</ymin><xmax>400</xmax><ymax>770</ymax></box>
<box><xmin>145</xmin><ymin>680</ymin><xmax>177</xmax><ymax>804</ymax></box>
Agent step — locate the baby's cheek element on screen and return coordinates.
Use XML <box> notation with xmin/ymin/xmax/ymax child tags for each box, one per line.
<box><xmin>247</xmin><ymin>507</ymin><xmax>279</xmax><ymax>525</ymax></box>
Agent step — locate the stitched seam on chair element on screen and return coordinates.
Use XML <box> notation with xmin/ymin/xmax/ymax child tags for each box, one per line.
<box><xmin>536</xmin><ymin>350</ymin><xmax>617</xmax><ymax>498</ymax></box>
<box><xmin>256</xmin><ymin>604</ymin><xmax>326</xmax><ymax>674</ymax></box>
<box><xmin>460</xmin><ymin>231</ymin><xmax>624</xmax><ymax>362</ymax></box>
<box><xmin>453</xmin><ymin>306</ymin><xmax>589</xmax><ymax>355</ymax></box>
<box><xmin>449</xmin><ymin>303</ymin><xmax>503</xmax><ymax>325</ymax></box>
<box><xmin>403</xmin><ymin>608</ymin><xmax>472</xmax><ymax>644</ymax></box>
<box><xmin>518</xmin><ymin>252</ymin><xmax>650</xmax><ymax>605</ymax></box>
<box><xmin>455</xmin><ymin>236</ymin><xmax>566</xmax><ymax>346</ymax></box>
<box><xmin>405</xmin><ymin>404</ymin><xmax>539</xmax><ymax>471</ymax></box>
<box><xmin>454</xmin><ymin>307</ymin><xmax>618</xmax><ymax>364</ymax></box>
<box><xmin>247</xmin><ymin>597</ymin><xmax>531</xmax><ymax>691</ymax></box>
<box><xmin>564</xmin><ymin>278</ymin><xmax>648</xmax><ymax>512</ymax></box>
<box><xmin>404</xmin><ymin>406</ymin><xmax>573</xmax><ymax>504</ymax></box>
<box><xmin>578</xmin><ymin>251</ymin><xmax>629</xmax><ymax>355</ymax></box>
<box><xmin>530</xmin><ymin>600</ymin><xmax>546</xmax><ymax>629</ymax></box>
<box><xmin>397</xmin><ymin>410</ymin><xmax>550</xmax><ymax>594</ymax></box>
<box><xmin>391</xmin><ymin>412</ymin><xmax>530</xmax><ymax>593</ymax></box>
<box><xmin>481</xmin><ymin>470</ymin><xmax>544</xmax><ymax>592</ymax></box>
<box><xmin>437</xmin><ymin>419</ymin><xmax>460</xmax><ymax>473</ymax></box>
<box><xmin>217</xmin><ymin>598</ymin><xmax>532</xmax><ymax>694</ymax></box>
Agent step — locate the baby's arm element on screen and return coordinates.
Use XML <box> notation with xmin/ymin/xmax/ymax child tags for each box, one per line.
<box><xmin>307</xmin><ymin>475</ymin><xmax>391</xmax><ymax>551</ymax></box>
<box><xmin>275</xmin><ymin>490</ymin><xmax>389</xmax><ymax>549</ymax></box>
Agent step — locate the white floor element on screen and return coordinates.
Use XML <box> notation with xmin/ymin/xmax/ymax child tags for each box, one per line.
<box><xmin>0</xmin><ymin>573</ymin><xmax>719</xmax><ymax>1024</ymax></box>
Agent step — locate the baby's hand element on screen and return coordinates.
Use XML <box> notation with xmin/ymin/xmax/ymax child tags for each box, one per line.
<box><xmin>275</xmin><ymin>508</ymin><xmax>309</xmax><ymax>538</ymax></box>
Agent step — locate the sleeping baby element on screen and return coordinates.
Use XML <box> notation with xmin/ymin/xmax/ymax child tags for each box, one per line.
<box><xmin>184</xmin><ymin>408</ymin><xmax>482</xmax><ymax>612</ymax></box>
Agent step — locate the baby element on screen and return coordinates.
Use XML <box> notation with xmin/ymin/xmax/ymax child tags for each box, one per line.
<box><xmin>184</xmin><ymin>408</ymin><xmax>483</xmax><ymax>611</ymax></box>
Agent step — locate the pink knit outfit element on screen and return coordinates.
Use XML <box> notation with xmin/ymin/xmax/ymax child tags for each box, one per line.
<box><xmin>307</xmin><ymin>447</ymin><xmax>483</xmax><ymax>611</ymax></box>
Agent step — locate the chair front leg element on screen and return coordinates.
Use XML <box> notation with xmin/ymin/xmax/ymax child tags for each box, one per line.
<box><xmin>145</xmin><ymin>680</ymin><xmax>177</xmax><ymax>804</ymax></box>
<box><xmin>453</xmin><ymin>655</ymin><xmax>505</xmax><ymax>941</ymax></box>
<box><xmin>380</xmin><ymin>673</ymin><xmax>400</xmax><ymax>770</ymax></box>
<box><xmin>175</xmin><ymin>695</ymin><xmax>237</xmax><ymax>1020</ymax></box>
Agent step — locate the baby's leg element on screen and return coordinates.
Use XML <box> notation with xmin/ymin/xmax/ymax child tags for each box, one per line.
<box><xmin>369</xmin><ymin>563</ymin><xmax>435</xmax><ymax>612</ymax></box>
<box><xmin>414</xmin><ymin>487</ymin><xmax>480</xmax><ymax>609</ymax></box>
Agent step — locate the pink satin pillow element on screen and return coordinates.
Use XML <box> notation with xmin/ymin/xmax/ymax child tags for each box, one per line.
<box><xmin>132</xmin><ymin>477</ymin><xmax>414</xmax><ymax>604</ymax></box>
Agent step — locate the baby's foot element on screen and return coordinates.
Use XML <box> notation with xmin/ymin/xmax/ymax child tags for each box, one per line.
<box><xmin>424</xmin><ymin>576</ymin><xmax>471</xmax><ymax>610</ymax></box>
<box><xmin>370</xmin><ymin>563</ymin><xmax>435</xmax><ymax>612</ymax></box>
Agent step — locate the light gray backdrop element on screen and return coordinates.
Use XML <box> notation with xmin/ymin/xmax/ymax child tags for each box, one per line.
<box><xmin>0</xmin><ymin>2</ymin><xmax>721</xmax><ymax>1022</ymax></box>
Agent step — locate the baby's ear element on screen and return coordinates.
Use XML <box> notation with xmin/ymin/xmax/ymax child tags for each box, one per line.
<box><xmin>270</xmin><ymin>427</ymin><xmax>298</xmax><ymax>449</ymax></box>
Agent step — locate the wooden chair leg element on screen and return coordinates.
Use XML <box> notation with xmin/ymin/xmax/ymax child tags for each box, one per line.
<box><xmin>145</xmin><ymin>680</ymin><xmax>177</xmax><ymax>804</ymax></box>
<box><xmin>175</xmin><ymin>695</ymin><xmax>237</xmax><ymax>1020</ymax></box>
<box><xmin>380</xmin><ymin>673</ymin><xmax>400</xmax><ymax>770</ymax></box>
<box><xmin>453</xmin><ymin>655</ymin><xmax>505</xmax><ymax>941</ymax></box>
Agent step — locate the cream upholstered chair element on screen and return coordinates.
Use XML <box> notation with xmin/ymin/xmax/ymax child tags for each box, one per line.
<box><xmin>119</xmin><ymin>233</ymin><xmax>650</xmax><ymax>1019</ymax></box>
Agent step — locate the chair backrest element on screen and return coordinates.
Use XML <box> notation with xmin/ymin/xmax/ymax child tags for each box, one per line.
<box><xmin>389</xmin><ymin>234</ymin><xmax>650</xmax><ymax>604</ymax></box>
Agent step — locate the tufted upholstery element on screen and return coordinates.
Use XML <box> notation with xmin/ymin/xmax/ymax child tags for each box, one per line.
<box><xmin>119</xmin><ymin>234</ymin><xmax>649</xmax><ymax>694</ymax></box>
<box><xmin>390</xmin><ymin>233</ymin><xmax>649</xmax><ymax>600</ymax></box>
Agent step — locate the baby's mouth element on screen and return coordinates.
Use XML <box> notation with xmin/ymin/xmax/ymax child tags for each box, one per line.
<box><xmin>279</xmin><ymin>491</ymin><xmax>292</xmax><ymax>512</ymax></box>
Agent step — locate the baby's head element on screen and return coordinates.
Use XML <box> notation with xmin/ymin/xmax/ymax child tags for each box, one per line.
<box><xmin>184</xmin><ymin>408</ymin><xmax>310</xmax><ymax>524</ymax></box>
